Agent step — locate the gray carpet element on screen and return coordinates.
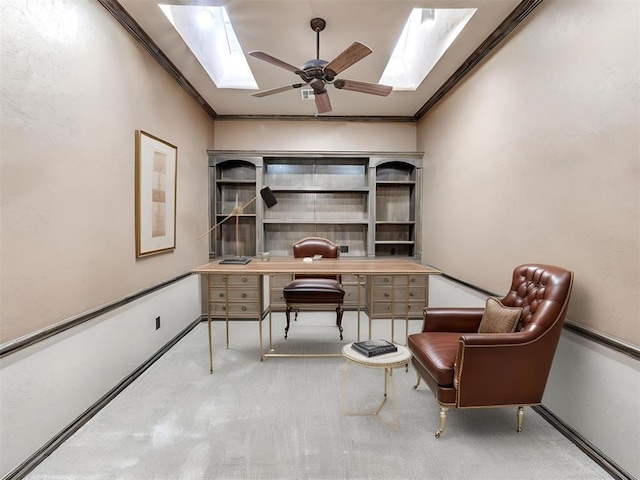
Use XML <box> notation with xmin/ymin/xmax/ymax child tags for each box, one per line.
<box><xmin>26</xmin><ymin>313</ymin><xmax>610</xmax><ymax>479</ymax></box>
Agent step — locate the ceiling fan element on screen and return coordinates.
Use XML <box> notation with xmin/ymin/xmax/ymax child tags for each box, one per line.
<box><xmin>248</xmin><ymin>18</ymin><xmax>393</xmax><ymax>114</ymax></box>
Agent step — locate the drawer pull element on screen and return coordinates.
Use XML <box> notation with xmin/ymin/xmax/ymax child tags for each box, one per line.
<box><xmin>222</xmin><ymin>277</ymin><xmax>227</xmax><ymax>283</ymax></box>
<box><xmin>383</xmin><ymin>278</ymin><xmax>389</xmax><ymax>283</ymax></box>
<box><xmin>384</xmin><ymin>292</ymin><xmax>390</xmax><ymax>298</ymax></box>
<box><xmin>242</xmin><ymin>293</ymin><xmax>247</xmax><ymax>298</ymax></box>
<box><xmin>242</xmin><ymin>277</ymin><xmax>248</xmax><ymax>283</ymax></box>
<box><xmin>409</xmin><ymin>292</ymin><xmax>414</xmax><ymax>297</ymax></box>
<box><xmin>242</xmin><ymin>306</ymin><xmax>247</xmax><ymax>311</ymax></box>
<box><xmin>219</xmin><ymin>293</ymin><xmax>224</xmax><ymax>298</ymax></box>
<box><xmin>411</xmin><ymin>278</ymin><xmax>416</xmax><ymax>283</ymax></box>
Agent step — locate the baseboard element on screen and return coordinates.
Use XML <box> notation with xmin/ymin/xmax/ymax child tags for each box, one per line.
<box><xmin>533</xmin><ymin>405</ymin><xmax>637</xmax><ymax>480</ymax></box>
<box><xmin>2</xmin><ymin>316</ymin><xmax>203</xmax><ymax>480</ymax></box>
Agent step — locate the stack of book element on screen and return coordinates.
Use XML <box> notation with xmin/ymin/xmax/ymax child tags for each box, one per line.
<box><xmin>351</xmin><ymin>339</ymin><xmax>397</xmax><ymax>357</ymax></box>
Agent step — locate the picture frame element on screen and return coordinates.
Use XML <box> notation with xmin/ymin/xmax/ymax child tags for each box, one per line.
<box><xmin>135</xmin><ymin>130</ymin><xmax>177</xmax><ymax>257</ymax></box>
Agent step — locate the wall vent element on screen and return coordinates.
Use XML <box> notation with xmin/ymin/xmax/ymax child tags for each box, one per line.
<box><xmin>301</xmin><ymin>89</ymin><xmax>315</xmax><ymax>100</ymax></box>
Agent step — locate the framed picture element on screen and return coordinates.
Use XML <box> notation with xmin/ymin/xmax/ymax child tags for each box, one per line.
<box><xmin>135</xmin><ymin>130</ymin><xmax>177</xmax><ymax>257</ymax></box>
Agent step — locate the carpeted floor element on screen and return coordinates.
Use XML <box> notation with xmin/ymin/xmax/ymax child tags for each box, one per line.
<box><xmin>26</xmin><ymin>313</ymin><xmax>611</xmax><ymax>479</ymax></box>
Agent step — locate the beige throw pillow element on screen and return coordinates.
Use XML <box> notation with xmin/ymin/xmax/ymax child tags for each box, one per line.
<box><xmin>478</xmin><ymin>297</ymin><xmax>523</xmax><ymax>333</ymax></box>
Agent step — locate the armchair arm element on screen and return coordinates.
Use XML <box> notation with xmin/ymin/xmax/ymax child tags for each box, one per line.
<box><xmin>421</xmin><ymin>307</ymin><xmax>484</xmax><ymax>333</ymax></box>
<box><xmin>454</xmin><ymin>331</ymin><xmax>555</xmax><ymax>407</ymax></box>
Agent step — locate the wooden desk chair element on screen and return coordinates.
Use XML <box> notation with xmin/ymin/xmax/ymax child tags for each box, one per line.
<box><xmin>282</xmin><ymin>237</ymin><xmax>345</xmax><ymax>340</ymax></box>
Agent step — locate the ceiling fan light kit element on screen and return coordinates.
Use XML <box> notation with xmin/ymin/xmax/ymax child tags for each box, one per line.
<box><xmin>248</xmin><ymin>17</ymin><xmax>392</xmax><ymax>114</ymax></box>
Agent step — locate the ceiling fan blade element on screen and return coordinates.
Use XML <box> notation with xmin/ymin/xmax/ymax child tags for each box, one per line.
<box><xmin>252</xmin><ymin>84</ymin><xmax>305</xmax><ymax>98</ymax></box>
<box><xmin>334</xmin><ymin>79</ymin><xmax>393</xmax><ymax>97</ymax></box>
<box><xmin>324</xmin><ymin>42</ymin><xmax>372</xmax><ymax>77</ymax></box>
<box><xmin>248</xmin><ymin>51</ymin><xmax>301</xmax><ymax>74</ymax></box>
<box><xmin>314</xmin><ymin>91</ymin><xmax>332</xmax><ymax>114</ymax></box>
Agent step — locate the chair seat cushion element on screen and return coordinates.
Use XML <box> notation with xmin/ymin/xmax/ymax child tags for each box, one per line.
<box><xmin>408</xmin><ymin>332</ymin><xmax>461</xmax><ymax>386</ymax></box>
<box><xmin>283</xmin><ymin>278</ymin><xmax>345</xmax><ymax>304</ymax></box>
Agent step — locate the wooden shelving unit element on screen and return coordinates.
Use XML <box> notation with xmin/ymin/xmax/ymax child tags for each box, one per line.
<box><xmin>207</xmin><ymin>151</ymin><xmax>422</xmax><ymax>260</ymax></box>
<box><xmin>374</xmin><ymin>162</ymin><xmax>417</xmax><ymax>257</ymax></box>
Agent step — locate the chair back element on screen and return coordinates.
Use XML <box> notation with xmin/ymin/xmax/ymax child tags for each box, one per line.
<box><xmin>291</xmin><ymin>237</ymin><xmax>340</xmax><ymax>281</ymax></box>
<box><xmin>501</xmin><ymin>264</ymin><xmax>573</xmax><ymax>335</ymax></box>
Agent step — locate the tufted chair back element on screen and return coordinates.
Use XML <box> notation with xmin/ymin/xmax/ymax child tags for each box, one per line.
<box><xmin>501</xmin><ymin>264</ymin><xmax>573</xmax><ymax>334</ymax></box>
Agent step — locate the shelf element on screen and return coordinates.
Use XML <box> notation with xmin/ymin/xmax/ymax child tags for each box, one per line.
<box><xmin>216</xmin><ymin>179</ymin><xmax>257</xmax><ymax>184</ymax></box>
<box><xmin>376</xmin><ymin>221</ymin><xmax>416</xmax><ymax>225</ymax></box>
<box><xmin>269</xmin><ymin>187</ymin><xmax>369</xmax><ymax>193</ymax></box>
<box><xmin>376</xmin><ymin>181</ymin><xmax>415</xmax><ymax>185</ymax></box>
<box><xmin>375</xmin><ymin>241</ymin><xmax>415</xmax><ymax>245</ymax></box>
<box><xmin>263</xmin><ymin>219</ymin><xmax>368</xmax><ymax>224</ymax></box>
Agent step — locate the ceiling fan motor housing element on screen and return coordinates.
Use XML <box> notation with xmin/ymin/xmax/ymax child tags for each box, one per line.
<box><xmin>300</xmin><ymin>59</ymin><xmax>331</xmax><ymax>82</ymax></box>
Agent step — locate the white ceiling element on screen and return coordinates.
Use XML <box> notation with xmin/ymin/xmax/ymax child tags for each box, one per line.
<box><xmin>117</xmin><ymin>0</ymin><xmax>522</xmax><ymax>118</ymax></box>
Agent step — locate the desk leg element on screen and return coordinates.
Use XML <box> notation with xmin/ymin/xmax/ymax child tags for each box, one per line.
<box><xmin>224</xmin><ymin>275</ymin><xmax>230</xmax><ymax>349</ymax></box>
<box><xmin>405</xmin><ymin>275</ymin><xmax>410</xmax><ymax>346</ymax></box>
<box><xmin>206</xmin><ymin>275</ymin><xmax>214</xmax><ymax>374</ymax></box>
<box><xmin>390</xmin><ymin>276</ymin><xmax>396</xmax><ymax>343</ymax></box>
<box><xmin>259</xmin><ymin>306</ymin><xmax>265</xmax><ymax>361</ymax></box>
<box><xmin>268</xmin><ymin>305</ymin><xmax>273</xmax><ymax>352</ymax></box>
<box><xmin>356</xmin><ymin>275</ymin><xmax>361</xmax><ymax>342</ymax></box>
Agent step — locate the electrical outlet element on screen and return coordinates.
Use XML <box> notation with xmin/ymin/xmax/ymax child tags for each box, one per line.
<box><xmin>155</xmin><ymin>316</ymin><xmax>161</xmax><ymax>330</ymax></box>
<box><xmin>340</xmin><ymin>245</ymin><xmax>349</xmax><ymax>253</ymax></box>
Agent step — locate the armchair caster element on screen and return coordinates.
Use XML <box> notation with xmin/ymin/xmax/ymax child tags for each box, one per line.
<box><xmin>412</xmin><ymin>371</ymin><xmax>421</xmax><ymax>390</ymax></box>
<box><xmin>435</xmin><ymin>406</ymin><xmax>448</xmax><ymax>439</ymax></box>
<box><xmin>516</xmin><ymin>406</ymin><xmax>524</xmax><ymax>433</ymax></box>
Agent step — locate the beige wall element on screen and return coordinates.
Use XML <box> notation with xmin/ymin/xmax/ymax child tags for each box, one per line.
<box><xmin>417</xmin><ymin>0</ymin><xmax>639</xmax><ymax>344</ymax></box>
<box><xmin>0</xmin><ymin>0</ymin><xmax>214</xmax><ymax>342</ymax></box>
<box><xmin>213</xmin><ymin>120</ymin><xmax>416</xmax><ymax>152</ymax></box>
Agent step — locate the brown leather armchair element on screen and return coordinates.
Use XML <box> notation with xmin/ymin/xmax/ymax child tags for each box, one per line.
<box><xmin>282</xmin><ymin>237</ymin><xmax>345</xmax><ymax>340</ymax></box>
<box><xmin>408</xmin><ymin>264</ymin><xmax>573</xmax><ymax>438</ymax></box>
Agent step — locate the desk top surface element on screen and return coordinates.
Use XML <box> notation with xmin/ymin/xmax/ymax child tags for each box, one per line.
<box><xmin>192</xmin><ymin>257</ymin><xmax>441</xmax><ymax>276</ymax></box>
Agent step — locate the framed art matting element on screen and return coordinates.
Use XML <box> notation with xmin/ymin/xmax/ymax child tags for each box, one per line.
<box><xmin>135</xmin><ymin>130</ymin><xmax>177</xmax><ymax>257</ymax></box>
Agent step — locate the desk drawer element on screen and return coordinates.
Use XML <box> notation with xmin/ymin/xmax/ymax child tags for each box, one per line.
<box><xmin>368</xmin><ymin>286</ymin><xmax>426</xmax><ymax>302</ymax></box>
<box><xmin>366</xmin><ymin>301</ymin><xmax>425</xmax><ymax>318</ymax></box>
<box><xmin>208</xmin><ymin>274</ymin><xmax>259</xmax><ymax>288</ymax></box>
<box><xmin>209</xmin><ymin>288</ymin><xmax>261</xmax><ymax>302</ymax></box>
<box><xmin>370</xmin><ymin>275</ymin><xmax>426</xmax><ymax>287</ymax></box>
<box><xmin>209</xmin><ymin>302</ymin><xmax>261</xmax><ymax>316</ymax></box>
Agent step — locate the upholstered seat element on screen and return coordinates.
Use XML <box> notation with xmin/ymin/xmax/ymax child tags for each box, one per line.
<box><xmin>282</xmin><ymin>237</ymin><xmax>345</xmax><ymax>340</ymax></box>
<box><xmin>408</xmin><ymin>264</ymin><xmax>574</xmax><ymax>438</ymax></box>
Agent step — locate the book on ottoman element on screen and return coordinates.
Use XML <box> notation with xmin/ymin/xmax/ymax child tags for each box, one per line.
<box><xmin>351</xmin><ymin>339</ymin><xmax>397</xmax><ymax>357</ymax></box>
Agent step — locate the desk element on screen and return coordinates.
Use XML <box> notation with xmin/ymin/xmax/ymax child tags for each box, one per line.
<box><xmin>192</xmin><ymin>258</ymin><xmax>440</xmax><ymax>372</ymax></box>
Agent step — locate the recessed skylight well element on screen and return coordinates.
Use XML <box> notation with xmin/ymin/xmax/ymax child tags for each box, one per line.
<box><xmin>380</xmin><ymin>8</ymin><xmax>477</xmax><ymax>91</ymax></box>
<box><xmin>159</xmin><ymin>5</ymin><xmax>257</xmax><ymax>89</ymax></box>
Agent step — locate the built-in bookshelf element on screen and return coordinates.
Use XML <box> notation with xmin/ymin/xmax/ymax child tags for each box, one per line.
<box><xmin>207</xmin><ymin>151</ymin><xmax>423</xmax><ymax>259</ymax></box>
<box><xmin>375</xmin><ymin>161</ymin><xmax>417</xmax><ymax>257</ymax></box>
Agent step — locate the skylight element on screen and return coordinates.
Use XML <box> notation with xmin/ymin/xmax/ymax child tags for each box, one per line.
<box><xmin>380</xmin><ymin>8</ymin><xmax>477</xmax><ymax>91</ymax></box>
<box><xmin>159</xmin><ymin>5</ymin><xmax>257</xmax><ymax>89</ymax></box>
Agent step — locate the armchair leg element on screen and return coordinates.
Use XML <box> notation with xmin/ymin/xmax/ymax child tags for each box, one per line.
<box><xmin>412</xmin><ymin>371</ymin><xmax>421</xmax><ymax>390</ymax></box>
<box><xmin>435</xmin><ymin>406</ymin><xmax>449</xmax><ymax>438</ymax></box>
<box><xmin>517</xmin><ymin>406</ymin><xmax>524</xmax><ymax>433</ymax></box>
